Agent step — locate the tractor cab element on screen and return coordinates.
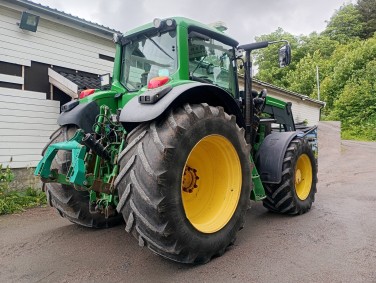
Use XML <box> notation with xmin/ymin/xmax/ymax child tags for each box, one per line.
<box><xmin>115</xmin><ymin>17</ymin><xmax>239</xmax><ymax>94</ymax></box>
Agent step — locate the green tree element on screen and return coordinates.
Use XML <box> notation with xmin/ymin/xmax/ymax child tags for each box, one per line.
<box><xmin>283</xmin><ymin>34</ymin><xmax>338</xmax><ymax>97</ymax></box>
<box><xmin>298</xmin><ymin>33</ymin><xmax>339</xmax><ymax>59</ymax></box>
<box><xmin>253</xmin><ymin>28</ymin><xmax>298</xmax><ymax>88</ymax></box>
<box><xmin>322</xmin><ymin>4</ymin><xmax>364</xmax><ymax>43</ymax></box>
<box><xmin>329</xmin><ymin>59</ymin><xmax>376</xmax><ymax>140</ymax></box>
<box><xmin>246</xmin><ymin>1</ymin><xmax>376</xmax><ymax>141</ymax></box>
<box><xmin>285</xmin><ymin>51</ymin><xmax>323</xmax><ymax>97</ymax></box>
<box><xmin>320</xmin><ymin>36</ymin><xmax>376</xmax><ymax>109</ymax></box>
<box><xmin>357</xmin><ymin>0</ymin><xmax>376</xmax><ymax>38</ymax></box>
<box><xmin>253</xmin><ymin>30</ymin><xmax>339</xmax><ymax>91</ymax></box>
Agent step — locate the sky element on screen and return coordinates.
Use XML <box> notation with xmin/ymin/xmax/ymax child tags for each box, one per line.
<box><xmin>34</xmin><ymin>0</ymin><xmax>354</xmax><ymax>43</ymax></box>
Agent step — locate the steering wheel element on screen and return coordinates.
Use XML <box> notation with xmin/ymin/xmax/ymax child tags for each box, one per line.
<box><xmin>206</xmin><ymin>63</ymin><xmax>214</xmax><ymax>75</ymax></box>
<box><xmin>254</xmin><ymin>89</ymin><xmax>267</xmax><ymax>113</ymax></box>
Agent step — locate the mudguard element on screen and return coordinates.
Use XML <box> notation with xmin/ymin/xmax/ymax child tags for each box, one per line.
<box><xmin>119</xmin><ymin>82</ymin><xmax>245</xmax><ymax>129</ymax></box>
<box><xmin>255</xmin><ymin>131</ymin><xmax>299</xmax><ymax>184</ymax></box>
<box><xmin>57</xmin><ymin>101</ymin><xmax>99</xmax><ymax>133</ymax></box>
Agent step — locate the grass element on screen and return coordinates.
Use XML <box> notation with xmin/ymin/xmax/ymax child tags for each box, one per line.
<box><xmin>0</xmin><ymin>187</ymin><xmax>47</xmax><ymax>215</ymax></box>
<box><xmin>0</xmin><ymin>165</ymin><xmax>47</xmax><ymax>215</ymax></box>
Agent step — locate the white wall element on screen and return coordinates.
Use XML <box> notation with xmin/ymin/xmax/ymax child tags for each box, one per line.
<box><xmin>0</xmin><ymin>87</ymin><xmax>59</xmax><ymax>168</ymax></box>
<box><xmin>0</xmin><ymin>3</ymin><xmax>118</xmax><ymax>169</ymax></box>
<box><xmin>287</xmin><ymin>98</ymin><xmax>321</xmax><ymax>126</ymax></box>
<box><xmin>254</xmin><ymin>85</ymin><xmax>321</xmax><ymax>126</ymax></box>
<box><xmin>239</xmin><ymin>79</ymin><xmax>323</xmax><ymax>126</ymax></box>
<box><xmin>0</xmin><ymin>5</ymin><xmax>115</xmax><ymax>75</ymax></box>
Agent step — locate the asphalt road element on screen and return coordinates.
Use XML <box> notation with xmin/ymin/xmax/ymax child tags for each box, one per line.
<box><xmin>1</xmin><ymin>122</ymin><xmax>375</xmax><ymax>283</ymax></box>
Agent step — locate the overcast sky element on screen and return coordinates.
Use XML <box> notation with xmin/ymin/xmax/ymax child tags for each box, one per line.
<box><xmin>35</xmin><ymin>0</ymin><xmax>354</xmax><ymax>43</ymax></box>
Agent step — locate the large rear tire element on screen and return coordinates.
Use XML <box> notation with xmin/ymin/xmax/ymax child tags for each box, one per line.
<box><xmin>115</xmin><ymin>103</ymin><xmax>251</xmax><ymax>263</ymax></box>
<box><xmin>44</xmin><ymin>126</ymin><xmax>123</xmax><ymax>228</ymax></box>
<box><xmin>262</xmin><ymin>137</ymin><xmax>317</xmax><ymax>215</ymax></box>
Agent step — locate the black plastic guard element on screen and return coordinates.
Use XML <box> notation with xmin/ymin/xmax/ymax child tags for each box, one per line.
<box><xmin>119</xmin><ymin>82</ymin><xmax>245</xmax><ymax>129</ymax></box>
<box><xmin>255</xmin><ymin>131</ymin><xmax>299</xmax><ymax>184</ymax></box>
<box><xmin>57</xmin><ymin>101</ymin><xmax>99</xmax><ymax>133</ymax></box>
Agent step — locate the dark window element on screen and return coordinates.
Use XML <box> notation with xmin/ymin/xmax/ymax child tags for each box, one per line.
<box><xmin>0</xmin><ymin>61</ymin><xmax>22</xmax><ymax>76</ymax></box>
<box><xmin>0</xmin><ymin>82</ymin><xmax>22</xmax><ymax>89</ymax></box>
<box><xmin>52</xmin><ymin>86</ymin><xmax>71</xmax><ymax>110</ymax></box>
<box><xmin>99</xmin><ymin>54</ymin><xmax>115</xmax><ymax>62</ymax></box>
<box><xmin>24</xmin><ymin>61</ymin><xmax>50</xmax><ymax>98</ymax></box>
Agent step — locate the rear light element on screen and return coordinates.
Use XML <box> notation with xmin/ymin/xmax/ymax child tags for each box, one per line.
<box><xmin>79</xmin><ymin>89</ymin><xmax>95</xmax><ymax>99</ymax></box>
<box><xmin>148</xmin><ymin>76</ymin><xmax>169</xmax><ymax>89</ymax></box>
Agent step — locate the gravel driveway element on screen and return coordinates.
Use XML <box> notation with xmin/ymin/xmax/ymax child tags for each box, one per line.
<box><xmin>0</xmin><ymin>122</ymin><xmax>375</xmax><ymax>283</ymax></box>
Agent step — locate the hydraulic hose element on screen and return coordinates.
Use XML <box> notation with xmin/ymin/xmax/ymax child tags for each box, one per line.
<box><xmin>82</xmin><ymin>133</ymin><xmax>110</xmax><ymax>161</ymax></box>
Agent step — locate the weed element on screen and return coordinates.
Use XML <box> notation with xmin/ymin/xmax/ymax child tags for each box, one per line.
<box><xmin>0</xmin><ymin>165</ymin><xmax>46</xmax><ymax>215</ymax></box>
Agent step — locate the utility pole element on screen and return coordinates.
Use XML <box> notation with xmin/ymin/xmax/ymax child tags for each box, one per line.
<box><xmin>316</xmin><ymin>65</ymin><xmax>320</xmax><ymax>101</ymax></box>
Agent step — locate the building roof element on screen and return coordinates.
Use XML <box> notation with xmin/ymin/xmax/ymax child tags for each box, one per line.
<box><xmin>253</xmin><ymin>78</ymin><xmax>326</xmax><ymax>107</ymax></box>
<box><xmin>238</xmin><ymin>74</ymin><xmax>326</xmax><ymax>107</ymax></box>
<box><xmin>59</xmin><ymin>72</ymin><xmax>101</xmax><ymax>91</ymax></box>
<box><xmin>3</xmin><ymin>0</ymin><xmax>121</xmax><ymax>36</ymax></box>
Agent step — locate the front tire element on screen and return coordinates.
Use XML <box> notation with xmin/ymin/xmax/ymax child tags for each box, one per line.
<box><xmin>262</xmin><ymin>137</ymin><xmax>317</xmax><ymax>214</ymax></box>
<box><xmin>115</xmin><ymin>103</ymin><xmax>251</xmax><ymax>263</ymax></box>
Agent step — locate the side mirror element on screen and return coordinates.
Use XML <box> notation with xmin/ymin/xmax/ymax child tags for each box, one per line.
<box><xmin>279</xmin><ymin>44</ymin><xmax>291</xmax><ymax>67</ymax></box>
<box><xmin>100</xmin><ymin>73</ymin><xmax>111</xmax><ymax>89</ymax></box>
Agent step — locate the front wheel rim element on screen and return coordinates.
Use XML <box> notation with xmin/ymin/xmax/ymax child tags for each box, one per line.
<box><xmin>295</xmin><ymin>154</ymin><xmax>313</xmax><ymax>200</ymax></box>
<box><xmin>181</xmin><ymin>135</ymin><xmax>242</xmax><ymax>234</ymax></box>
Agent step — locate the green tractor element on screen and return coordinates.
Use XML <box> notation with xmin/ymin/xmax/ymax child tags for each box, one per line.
<box><xmin>35</xmin><ymin>17</ymin><xmax>317</xmax><ymax>264</ymax></box>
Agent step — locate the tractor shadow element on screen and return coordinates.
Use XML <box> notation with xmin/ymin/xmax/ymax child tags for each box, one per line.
<box><xmin>34</xmin><ymin>203</ymin><xmax>309</xmax><ymax>280</ymax></box>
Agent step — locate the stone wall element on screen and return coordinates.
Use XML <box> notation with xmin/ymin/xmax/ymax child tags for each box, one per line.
<box><xmin>9</xmin><ymin>168</ymin><xmax>42</xmax><ymax>190</ymax></box>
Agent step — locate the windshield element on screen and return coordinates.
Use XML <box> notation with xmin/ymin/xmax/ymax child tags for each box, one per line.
<box><xmin>188</xmin><ymin>35</ymin><xmax>235</xmax><ymax>93</ymax></box>
<box><xmin>121</xmin><ymin>30</ymin><xmax>177</xmax><ymax>91</ymax></box>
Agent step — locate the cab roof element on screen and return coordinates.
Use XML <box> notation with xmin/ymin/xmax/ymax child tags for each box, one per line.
<box><xmin>123</xmin><ymin>17</ymin><xmax>239</xmax><ymax>47</ymax></box>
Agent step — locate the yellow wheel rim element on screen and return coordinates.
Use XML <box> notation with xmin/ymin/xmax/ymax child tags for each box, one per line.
<box><xmin>181</xmin><ymin>135</ymin><xmax>242</xmax><ymax>234</ymax></box>
<box><xmin>295</xmin><ymin>154</ymin><xmax>313</xmax><ymax>200</ymax></box>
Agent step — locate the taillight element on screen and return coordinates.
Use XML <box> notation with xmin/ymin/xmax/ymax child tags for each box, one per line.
<box><xmin>148</xmin><ymin>76</ymin><xmax>169</xmax><ymax>89</ymax></box>
<box><xmin>79</xmin><ymin>89</ymin><xmax>95</xmax><ymax>99</ymax></box>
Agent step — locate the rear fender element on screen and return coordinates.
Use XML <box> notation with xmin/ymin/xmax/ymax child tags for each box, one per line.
<box><xmin>57</xmin><ymin>101</ymin><xmax>99</xmax><ymax>133</ymax></box>
<box><xmin>119</xmin><ymin>82</ymin><xmax>245</xmax><ymax>130</ymax></box>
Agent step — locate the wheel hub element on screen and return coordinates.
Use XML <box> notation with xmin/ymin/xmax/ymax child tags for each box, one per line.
<box><xmin>295</xmin><ymin>169</ymin><xmax>302</xmax><ymax>185</ymax></box>
<box><xmin>182</xmin><ymin>166</ymin><xmax>199</xmax><ymax>193</ymax></box>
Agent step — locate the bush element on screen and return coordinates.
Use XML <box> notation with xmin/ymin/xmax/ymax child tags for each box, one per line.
<box><xmin>0</xmin><ymin>165</ymin><xmax>46</xmax><ymax>215</ymax></box>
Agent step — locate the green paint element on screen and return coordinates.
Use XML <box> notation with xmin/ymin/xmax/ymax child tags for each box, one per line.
<box><xmin>111</xmin><ymin>44</ymin><xmax>124</xmax><ymax>91</ymax></box>
<box><xmin>265</xmin><ymin>96</ymin><xmax>286</xmax><ymax>109</ymax></box>
<box><xmin>250</xmin><ymin>161</ymin><xmax>266</xmax><ymax>201</ymax></box>
<box><xmin>89</xmin><ymin>190</ymin><xmax>97</xmax><ymax>203</ymax></box>
<box><xmin>35</xmin><ymin>104</ymin><xmax>126</xmax><ymax>195</ymax></box>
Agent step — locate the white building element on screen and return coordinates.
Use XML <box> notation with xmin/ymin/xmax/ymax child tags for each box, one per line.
<box><xmin>238</xmin><ymin>77</ymin><xmax>325</xmax><ymax>127</ymax></box>
<box><xmin>0</xmin><ymin>0</ymin><xmax>117</xmax><ymax>168</ymax></box>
